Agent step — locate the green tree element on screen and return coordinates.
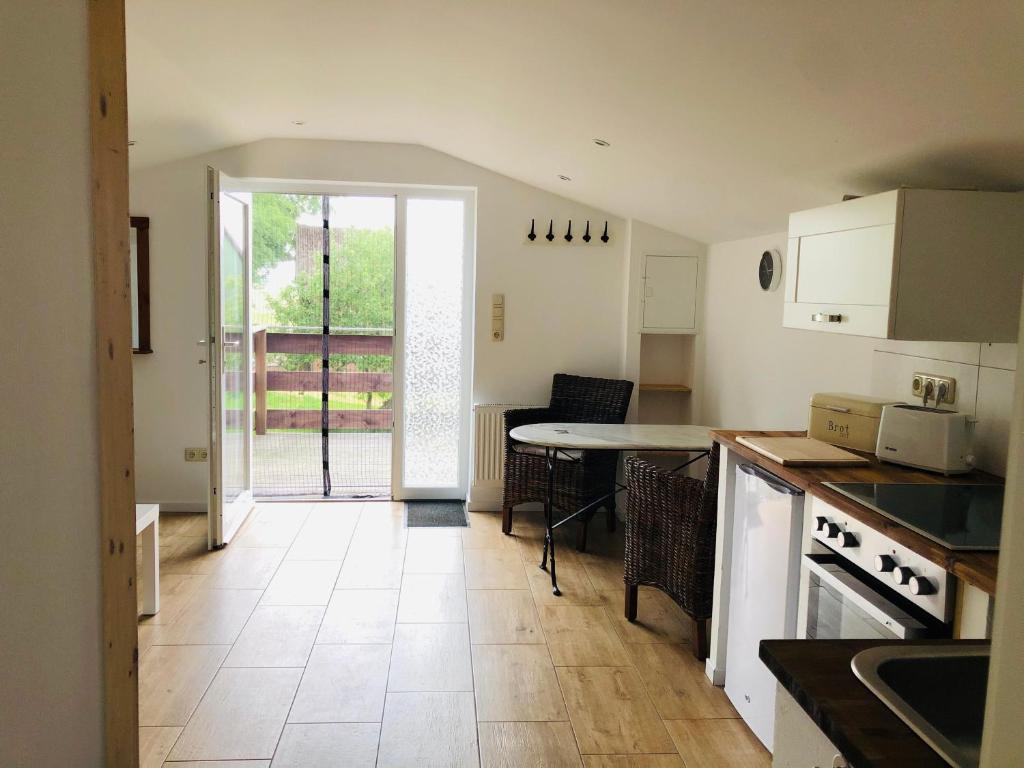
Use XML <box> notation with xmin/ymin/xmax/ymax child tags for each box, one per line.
<box><xmin>251</xmin><ymin>193</ymin><xmax>320</xmax><ymax>286</ymax></box>
<box><xmin>268</xmin><ymin>226</ymin><xmax>395</xmax><ymax>377</ymax></box>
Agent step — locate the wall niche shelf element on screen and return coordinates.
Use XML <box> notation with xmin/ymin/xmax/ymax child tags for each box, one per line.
<box><xmin>639</xmin><ymin>383</ymin><xmax>691</xmax><ymax>393</ymax></box>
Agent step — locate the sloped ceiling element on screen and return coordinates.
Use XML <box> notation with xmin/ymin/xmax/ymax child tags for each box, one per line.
<box><xmin>126</xmin><ymin>0</ymin><xmax>1024</xmax><ymax>243</ymax></box>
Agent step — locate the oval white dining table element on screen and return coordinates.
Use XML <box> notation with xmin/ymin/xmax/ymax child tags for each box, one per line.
<box><xmin>508</xmin><ymin>422</ymin><xmax>714</xmax><ymax>596</ymax></box>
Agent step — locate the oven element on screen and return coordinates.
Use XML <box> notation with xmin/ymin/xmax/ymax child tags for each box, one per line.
<box><xmin>803</xmin><ymin>549</ymin><xmax>929</xmax><ymax>639</ymax></box>
<box><xmin>799</xmin><ymin>498</ymin><xmax>954</xmax><ymax>640</ymax></box>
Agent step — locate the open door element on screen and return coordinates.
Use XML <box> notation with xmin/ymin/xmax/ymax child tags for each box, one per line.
<box><xmin>207</xmin><ymin>168</ymin><xmax>254</xmax><ymax>546</ymax></box>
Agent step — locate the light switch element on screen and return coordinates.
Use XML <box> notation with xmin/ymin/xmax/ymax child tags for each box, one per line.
<box><xmin>492</xmin><ymin>293</ymin><xmax>505</xmax><ymax>341</ymax></box>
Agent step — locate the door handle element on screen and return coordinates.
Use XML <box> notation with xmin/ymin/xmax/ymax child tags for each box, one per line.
<box><xmin>223</xmin><ymin>340</ymin><xmax>240</xmax><ymax>347</ymax></box>
<box><xmin>738</xmin><ymin>463</ymin><xmax>804</xmax><ymax>495</ymax></box>
<box><xmin>811</xmin><ymin>313</ymin><xmax>842</xmax><ymax>324</ymax></box>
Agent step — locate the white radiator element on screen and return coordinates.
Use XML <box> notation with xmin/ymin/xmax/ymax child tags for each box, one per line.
<box><xmin>470</xmin><ymin>404</ymin><xmax>536</xmax><ymax>511</ymax></box>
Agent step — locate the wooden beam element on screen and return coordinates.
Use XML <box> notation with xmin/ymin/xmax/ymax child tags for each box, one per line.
<box><xmin>89</xmin><ymin>0</ymin><xmax>138</xmax><ymax>765</ymax></box>
<box><xmin>265</xmin><ymin>370</ymin><xmax>393</xmax><ymax>393</ymax></box>
<box><xmin>266</xmin><ymin>332</ymin><xmax>393</xmax><ymax>356</ymax></box>
<box><xmin>266</xmin><ymin>409</ymin><xmax>393</xmax><ymax>430</ymax></box>
<box><xmin>254</xmin><ymin>329</ymin><xmax>267</xmax><ymax>435</ymax></box>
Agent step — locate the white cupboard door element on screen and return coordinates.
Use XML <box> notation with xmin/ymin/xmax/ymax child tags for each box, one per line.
<box><xmin>794</xmin><ymin>225</ymin><xmax>895</xmax><ymax>306</ymax></box>
<box><xmin>642</xmin><ymin>255</ymin><xmax>698</xmax><ymax>332</ymax></box>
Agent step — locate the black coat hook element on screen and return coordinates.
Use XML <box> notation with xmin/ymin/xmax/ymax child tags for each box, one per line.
<box><xmin>600</xmin><ymin>221</ymin><xmax>610</xmax><ymax>243</ymax></box>
<box><xmin>582</xmin><ymin>221</ymin><xmax>591</xmax><ymax>242</ymax></box>
<box><xmin>564</xmin><ymin>220</ymin><xmax>573</xmax><ymax>243</ymax></box>
<box><xmin>528</xmin><ymin>218</ymin><xmax>537</xmax><ymax>241</ymax></box>
<box><xmin>546</xmin><ymin>219</ymin><xmax>555</xmax><ymax>242</ymax></box>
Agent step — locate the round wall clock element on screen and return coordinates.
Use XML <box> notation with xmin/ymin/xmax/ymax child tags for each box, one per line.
<box><xmin>758</xmin><ymin>249</ymin><xmax>782</xmax><ymax>291</ymax></box>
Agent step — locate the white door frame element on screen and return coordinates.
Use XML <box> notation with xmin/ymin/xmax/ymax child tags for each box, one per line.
<box><xmin>207</xmin><ymin>168</ymin><xmax>255</xmax><ymax>546</ymax></box>
<box><xmin>222</xmin><ymin>178</ymin><xmax>477</xmax><ymax>501</ymax></box>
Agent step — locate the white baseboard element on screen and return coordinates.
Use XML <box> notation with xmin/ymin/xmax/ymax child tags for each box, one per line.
<box><xmin>468</xmin><ymin>484</ymin><xmax>502</xmax><ymax>512</ymax></box>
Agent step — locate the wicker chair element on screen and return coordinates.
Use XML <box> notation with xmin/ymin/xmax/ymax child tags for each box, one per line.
<box><xmin>623</xmin><ymin>443</ymin><xmax>720</xmax><ymax>660</ymax></box>
<box><xmin>502</xmin><ymin>373</ymin><xmax>634</xmax><ymax>551</ymax></box>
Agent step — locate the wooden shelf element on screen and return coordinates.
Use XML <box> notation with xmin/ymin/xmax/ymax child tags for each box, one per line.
<box><xmin>639</xmin><ymin>383</ymin><xmax>692</xmax><ymax>393</ymax></box>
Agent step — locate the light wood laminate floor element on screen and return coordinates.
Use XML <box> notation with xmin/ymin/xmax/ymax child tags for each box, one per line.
<box><xmin>139</xmin><ymin>503</ymin><xmax>769</xmax><ymax>767</ymax></box>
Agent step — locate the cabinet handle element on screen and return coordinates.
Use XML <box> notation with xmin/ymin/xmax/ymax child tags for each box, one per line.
<box><xmin>811</xmin><ymin>312</ymin><xmax>843</xmax><ymax>324</ymax></box>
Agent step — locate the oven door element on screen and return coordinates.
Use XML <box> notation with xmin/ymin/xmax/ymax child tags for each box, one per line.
<box><xmin>802</xmin><ymin>553</ymin><xmax>928</xmax><ymax>640</ymax></box>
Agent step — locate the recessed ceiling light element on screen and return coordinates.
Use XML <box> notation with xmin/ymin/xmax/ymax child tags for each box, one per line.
<box><xmin>291</xmin><ymin>120</ymin><xmax>306</xmax><ymax>126</ymax></box>
<box><xmin>593</xmin><ymin>138</ymin><xmax>610</xmax><ymax>147</ymax></box>
<box><xmin>558</xmin><ymin>174</ymin><xmax>572</xmax><ymax>181</ymax></box>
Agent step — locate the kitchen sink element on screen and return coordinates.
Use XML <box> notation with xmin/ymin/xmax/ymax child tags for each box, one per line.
<box><xmin>851</xmin><ymin>644</ymin><xmax>990</xmax><ymax>768</ymax></box>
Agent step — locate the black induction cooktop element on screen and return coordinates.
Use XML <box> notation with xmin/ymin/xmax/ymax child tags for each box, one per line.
<box><xmin>824</xmin><ymin>482</ymin><xmax>1004</xmax><ymax>551</ymax></box>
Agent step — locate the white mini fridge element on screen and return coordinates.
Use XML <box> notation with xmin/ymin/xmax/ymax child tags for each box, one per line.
<box><xmin>724</xmin><ymin>463</ymin><xmax>805</xmax><ymax>750</ymax></box>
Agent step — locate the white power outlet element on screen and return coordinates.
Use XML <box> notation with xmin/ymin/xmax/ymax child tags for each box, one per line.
<box><xmin>184</xmin><ymin>447</ymin><xmax>209</xmax><ymax>462</ymax></box>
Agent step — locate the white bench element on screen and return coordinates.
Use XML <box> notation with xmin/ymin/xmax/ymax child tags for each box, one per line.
<box><xmin>136</xmin><ymin>503</ymin><xmax>159</xmax><ymax>615</ymax></box>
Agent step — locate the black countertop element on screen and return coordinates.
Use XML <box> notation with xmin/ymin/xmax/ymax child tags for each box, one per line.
<box><xmin>759</xmin><ymin>639</ymin><xmax>987</xmax><ymax>768</ymax></box>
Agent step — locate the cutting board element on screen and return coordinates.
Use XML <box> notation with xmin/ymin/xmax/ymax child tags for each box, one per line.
<box><xmin>735</xmin><ymin>436</ymin><xmax>870</xmax><ymax>466</ymax></box>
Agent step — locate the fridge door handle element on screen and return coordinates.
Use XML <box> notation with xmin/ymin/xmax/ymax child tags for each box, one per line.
<box><xmin>738</xmin><ymin>463</ymin><xmax>805</xmax><ymax>496</ymax></box>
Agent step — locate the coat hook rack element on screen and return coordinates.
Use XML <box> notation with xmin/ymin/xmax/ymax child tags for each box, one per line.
<box><xmin>526</xmin><ymin>218</ymin><xmax>608</xmax><ymax>245</ymax></box>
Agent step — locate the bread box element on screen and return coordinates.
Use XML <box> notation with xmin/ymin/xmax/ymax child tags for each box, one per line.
<box><xmin>808</xmin><ymin>393</ymin><xmax>903</xmax><ymax>452</ymax></box>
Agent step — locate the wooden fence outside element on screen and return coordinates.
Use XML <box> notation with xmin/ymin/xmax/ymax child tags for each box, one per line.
<box><xmin>253</xmin><ymin>328</ymin><xmax>393</xmax><ymax>434</ymax></box>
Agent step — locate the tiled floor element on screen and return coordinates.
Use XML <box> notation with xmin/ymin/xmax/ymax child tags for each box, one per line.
<box><xmin>139</xmin><ymin>502</ymin><xmax>770</xmax><ymax>767</ymax></box>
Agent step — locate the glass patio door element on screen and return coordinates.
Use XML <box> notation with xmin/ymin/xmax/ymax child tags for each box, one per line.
<box><xmin>207</xmin><ymin>168</ymin><xmax>254</xmax><ymax>545</ymax></box>
<box><xmin>393</xmin><ymin>192</ymin><xmax>475</xmax><ymax>500</ymax></box>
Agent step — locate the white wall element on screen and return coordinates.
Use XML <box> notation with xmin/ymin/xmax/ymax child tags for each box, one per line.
<box><xmin>130</xmin><ymin>139</ymin><xmax>627</xmax><ymax>507</ymax></box>
<box><xmin>697</xmin><ymin>232</ymin><xmax>877</xmax><ymax>429</ymax></box>
<box><xmin>698</xmin><ymin>233</ymin><xmax>1015</xmax><ymax>475</ymax></box>
<box><xmin>0</xmin><ymin>2</ymin><xmax>106</xmax><ymax>763</ymax></box>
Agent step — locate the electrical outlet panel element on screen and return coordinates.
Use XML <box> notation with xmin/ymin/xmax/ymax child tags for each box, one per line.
<box><xmin>184</xmin><ymin>447</ymin><xmax>209</xmax><ymax>462</ymax></box>
<box><xmin>911</xmin><ymin>373</ymin><xmax>956</xmax><ymax>405</ymax></box>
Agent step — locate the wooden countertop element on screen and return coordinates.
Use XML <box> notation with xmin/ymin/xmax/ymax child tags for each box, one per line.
<box><xmin>712</xmin><ymin>430</ymin><xmax>1001</xmax><ymax>595</ymax></box>
<box><xmin>760</xmin><ymin>639</ymin><xmax>984</xmax><ymax>768</ymax></box>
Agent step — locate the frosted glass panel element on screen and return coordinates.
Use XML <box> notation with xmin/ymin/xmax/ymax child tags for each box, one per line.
<box><xmin>403</xmin><ymin>198</ymin><xmax>465</xmax><ymax>488</ymax></box>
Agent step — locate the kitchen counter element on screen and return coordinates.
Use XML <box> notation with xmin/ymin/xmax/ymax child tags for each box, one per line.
<box><xmin>712</xmin><ymin>430</ymin><xmax>1001</xmax><ymax>594</ymax></box>
<box><xmin>760</xmin><ymin>638</ymin><xmax>986</xmax><ymax>768</ymax></box>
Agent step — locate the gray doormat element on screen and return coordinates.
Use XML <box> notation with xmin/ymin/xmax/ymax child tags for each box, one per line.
<box><xmin>405</xmin><ymin>500</ymin><xmax>468</xmax><ymax>527</ymax></box>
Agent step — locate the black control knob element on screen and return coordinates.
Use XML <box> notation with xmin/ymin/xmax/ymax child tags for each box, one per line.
<box><xmin>838</xmin><ymin>532</ymin><xmax>859</xmax><ymax>548</ymax></box>
<box><xmin>909</xmin><ymin>576</ymin><xmax>935</xmax><ymax>596</ymax></box>
<box><xmin>815</xmin><ymin>516</ymin><xmax>829</xmax><ymax>532</ymax></box>
<box><xmin>893</xmin><ymin>566</ymin><xmax>915</xmax><ymax>586</ymax></box>
<box><xmin>824</xmin><ymin>522</ymin><xmax>841</xmax><ymax>539</ymax></box>
<box><xmin>875</xmin><ymin>555</ymin><xmax>896</xmax><ymax>573</ymax></box>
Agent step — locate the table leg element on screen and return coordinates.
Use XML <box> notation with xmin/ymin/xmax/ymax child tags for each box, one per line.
<box><xmin>539</xmin><ymin>446</ymin><xmax>561</xmax><ymax>596</ymax></box>
<box><xmin>141</xmin><ymin>516</ymin><xmax>159</xmax><ymax>615</ymax></box>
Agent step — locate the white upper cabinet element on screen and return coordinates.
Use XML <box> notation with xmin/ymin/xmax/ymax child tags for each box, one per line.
<box><xmin>642</xmin><ymin>254</ymin><xmax>699</xmax><ymax>333</ymax></box>
<box><xmin>784</xmin><ymin>189</ymin><xmax>1024</xmax><ymax>341</ymax></box>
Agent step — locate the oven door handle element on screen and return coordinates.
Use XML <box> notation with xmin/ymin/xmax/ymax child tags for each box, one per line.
<box><xmin>803</xmin><ymin>555</ymin><xmax>927</xmax><ymax>639</ymax></box>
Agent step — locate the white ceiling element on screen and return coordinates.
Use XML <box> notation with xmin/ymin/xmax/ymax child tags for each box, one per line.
<box><xmin>126</xmin><ymin>0</ymin><xmax>1024</xmax><ymax>243</ymax></box>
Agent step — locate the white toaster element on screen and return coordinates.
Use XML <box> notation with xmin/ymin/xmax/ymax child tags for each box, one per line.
<box><xmin>875</xmin><ymin>404</ymin><xmax>976</xmax><ymax>475</ymax></box>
